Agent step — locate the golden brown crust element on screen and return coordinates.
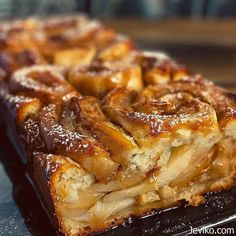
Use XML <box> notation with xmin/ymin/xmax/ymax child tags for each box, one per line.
<box><xmin>38</xmin><ymin>98</ymin><xmax>119</xmax><ymax>181</ymax></box>
<box><xmin>103</xmin><ymin>86</ymin><xmax>218</xmax><ymax>144</ymax></box>
<box><xmin>0</xmin><ymin>16</ymin><xmax>125</xmax><ymax>76</ymax></box>
<box><xmin>143</xmin><ymin>75</ymin><xmax>236</xmax><ymax>129</ymax></box>
<box><xmin>9</xmin><ymin>65</ymin><xmax>75</xmax><ymax>104</ymax></box>
<box><xmin>68</xmin><ymin>61</ymin><xmax>143</xmax><ymax>97</ymax></box>
<box><xmin>0</xmin><ymin>49</ymin><xmax>44</xmax><ymax>77</ymax></box>
<box><xmin>135</xmin><ymin>51</ymin><xmax>189</xmax><ymax>85</ymax></box>
<box><xmin>97</xmin><ymin>38</ymin><xmax>135</xmax><ymax>62</ymax></box>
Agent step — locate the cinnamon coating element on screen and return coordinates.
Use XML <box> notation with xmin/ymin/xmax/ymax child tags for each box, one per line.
<box><xmin>71</xmin><ymin>96</ymin><xmax>137</xmax><ymax>165</ymax></box>
<box><xmin>103</xmin><ymin>86</ymin><xmax>218</xmax><ymax>146</ymax></box>
<box><xmin>38</xmin><ymin>97</ymin><xmax>119</xmax><ymax>181</ymax></box>
<box><xmin>40</xmin><ymin>21</ymin><xmax>116</xmax><ymax>62</ymax></box>
<box><xmin>9</xmin><ymin>65</ymin><xmax>75</xmax><ymax>104</ymax></box>
<box><xmin>0</xmin><ymin>15</ymin><xmax>126</xmax><ymax>74</ymax></box>
<box><xmin>145</xmin><ymin>75</ymin><xmax>236</xmax><ymax>127</ymax></box>
<box><xmin>2</xmin><ymin>63</ymin><xmax>233</xmax><ymax>172</ymax></box>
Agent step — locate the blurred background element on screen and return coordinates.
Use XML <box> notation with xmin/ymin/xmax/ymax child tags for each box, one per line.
<box><xmin>0</xmin><ymin>0</ymin><xmax>236</xmax><ymax>90</ymax></box>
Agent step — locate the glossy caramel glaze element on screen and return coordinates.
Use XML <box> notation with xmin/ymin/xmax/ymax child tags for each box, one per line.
<box><xmin>145</xmin><ymin>75</ymin><xmax>236</xmax><ymax>127</ymax></box>
<box><xmin>9</xmin><ymin>65</ymin><xmax>75</xmax><ymax>104</ymax></box>
<box><xmin>68</xmin><ymin>60</ymin><xmax>143</xmax><ymax>97</ymax></box>
<box><xmin>103</xmin><ymin>86</ymin><xmax>218</xmax><ymax>143</ymax></box>
<box><xmin>0</xmin><ymin>15</ymin><xmax>127</xmax><ymax>75</ymax></box>
<box><xmin>135</xmin><ymin>51</ymin><xmax>189</xmax><ymax>85</ymax></box>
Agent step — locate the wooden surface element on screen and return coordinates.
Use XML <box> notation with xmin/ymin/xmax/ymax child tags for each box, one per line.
<box><xmin>103</xmin><ymin>18</ymin><xmax>236</xmax><ymax>91</ymax></box>
<box><xmin>103</xmin><ymin>18</ymin><xmax>236</xmax><ymax>48</ymax></box>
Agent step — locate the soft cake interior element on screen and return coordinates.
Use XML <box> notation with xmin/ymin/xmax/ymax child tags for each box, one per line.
<box><xmin>43</xmin><ymin>117</ymin><xmax>236</xmax><ymax>235</ymax></box>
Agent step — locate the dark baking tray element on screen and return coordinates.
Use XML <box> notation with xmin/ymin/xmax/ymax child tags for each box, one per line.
<box><xmin>0</xmin><ymin>122</ymin><xmax>236</xmax><ymax>236</ymax></box>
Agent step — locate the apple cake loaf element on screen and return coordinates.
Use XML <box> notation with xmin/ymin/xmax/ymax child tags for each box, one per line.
<box><xmin>0</xmin><ymin>15</ymin><xmax>235</xmax><ymax>236</ymax></box>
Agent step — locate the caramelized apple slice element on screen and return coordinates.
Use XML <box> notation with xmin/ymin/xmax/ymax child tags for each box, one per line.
<box><xmin>68</xmin><ymin>61</ymin><xmax>143</xmax><ymax>97</ymax></box>
<box><xmin>135</xmin><ymin>51</ymin><xmax>189</xmax><ymax>84</ymax></box>
<box><xmin>98</xmin><ymin>39</ymin><xmax>135</xmax><ymax>62</ymax></box>
<box><xmin>54</xmin><ymin>45</ymin><xmax>96</xmax><ymax>67</ymax></box>
<box><xmin>38</xmin><ymin>100</ymin><xmax>119</xmax><ymax>181</ymax></box>
<box><xmin>75</xmin><ymin>96</ymin><xmax>137</xmax><ymax>164</ymax></box>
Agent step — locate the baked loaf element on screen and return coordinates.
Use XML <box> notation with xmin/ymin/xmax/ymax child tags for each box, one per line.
<box><xmin>0</xmin><ymin>15</ymin><xmax>236</xmax><ymax>236</ymax></box>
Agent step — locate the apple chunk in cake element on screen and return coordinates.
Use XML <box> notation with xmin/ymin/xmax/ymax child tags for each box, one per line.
<box><xmin>18</xmin><ymin>76</ymin><xmax>235</xmax><ymax>235</ymax></box>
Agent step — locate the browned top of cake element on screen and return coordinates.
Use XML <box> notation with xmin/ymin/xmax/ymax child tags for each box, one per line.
<box><xmin>0</xmin><ymin>16</ymin><xmax>236</xmax><ymax>183</ymax></box>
